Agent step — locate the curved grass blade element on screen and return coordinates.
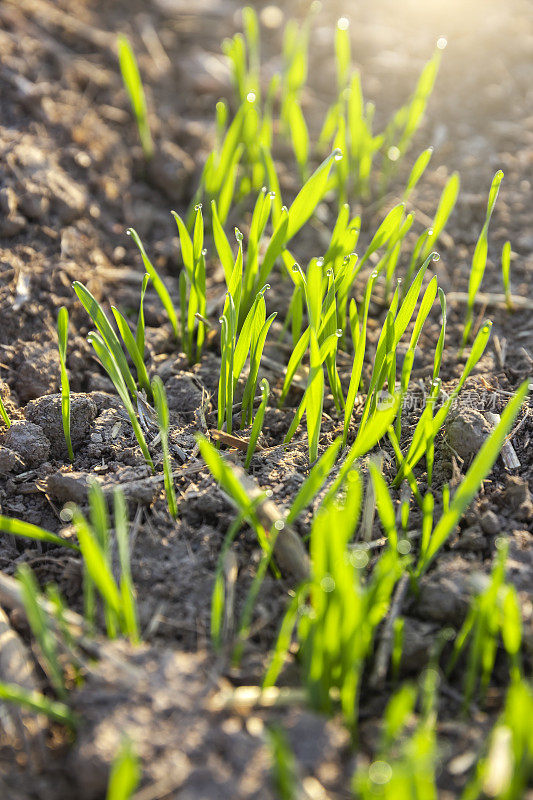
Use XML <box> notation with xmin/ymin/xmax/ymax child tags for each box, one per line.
<box><xmin>112</xmin><ymin>307</ymin><xmax>151</xmax><ymax>396</ymax></box>
<box><xmin>73</xmin><ymin>282</ymin><xmax>137</xmax><ymax>399</ymax></box>
<box><xmin>0</xmin><ymin>681</ymin><xmax>75</xmax><ymax>727</ymax></box>
<box><xmin>127</xmin><ymin>229</ymin><xmax>179</xmax><ymax>340</ymax></box>
<box><xmin>88</xmin><ymin>332</ymin><xmax>154</xmax><ymax>471</ymax></box>
<box><xmin>417</xmin><ymin>380</ymin><xmax>529</xmax><ymax>575</ymax></box>
<box><xmin>0</xmin><ymin>515</ymin><xmax>79</xmax><ymax>550</ymax></box>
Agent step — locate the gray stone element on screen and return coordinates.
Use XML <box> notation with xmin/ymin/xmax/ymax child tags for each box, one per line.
<box><xmin>4</xmin><ymin>420</ymin><xmax>50</xmax><ymax>467</ymax></box>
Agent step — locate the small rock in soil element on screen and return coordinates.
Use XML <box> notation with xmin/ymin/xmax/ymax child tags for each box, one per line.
<box><xmin>414</xmin><ymin>555</ymin><xmax>473</xmax><ymax>625</ymax></box>
<box><xmin>480</xmin><ymin>510</ymin><xmax>500</xmax><ymax>535</ymax></box>
<box><xmin>454</xmin><ymin>524</ymin><xmax>487</xmax><ymax>552</ymax></box>
<box><xmin>14</xmin><ymin>342</ymin><xmax>60</xmax><ymax>403</ymax></box>
<box><xmin>0</xmin><ymin>446</ymin><xmax>26</xmax><ymax>475</ymax></box>
<box><xmin>164</xmin><ymin>373</ymin><xmax>204</xmax><ymax>414</ymax></box>
<box><xmin>444</xmin><ymin>407</ymin><xmax>493</xmax><ymax>463</ymax></box>
<box><xmin>502</xmin><ymin>475</ymin><xmax>533</xmax><ymax>520</ymax></box>
<box><xmin>25</xmin><ymin>393</ymin><xmax>97</xmax><ymax>457</ymax></box>
<box><xmin>399</xmin><ymin>617</ymin><xmax>440</xmax><ymax>673</ymax></box>
<box><xmin>46</xmin><ymin>471</ymin><xmax>91</xmax><ymax>505</ymax></box>
<box><xmin>3</xmin><ymin>421</ymin><xmax>50</xmax><ymax>467</ymax></box>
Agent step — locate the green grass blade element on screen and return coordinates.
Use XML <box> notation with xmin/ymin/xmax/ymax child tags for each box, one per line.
<box><xmin>106</xmin><ymin>739</ymin><xmax>140</xmax><ymax>800</ymax></box>
<box><xmin>114</xmin><ymin>489</ymin><xmax>139</xmax><ymax>643</ymax></box>
<box><xmin>57</xmin><ymin>306</ymin><xmax>73</xmax><ymax>460</ymax></box>
<box><xmin>403</xmin><ymin>146</ymin><xmax>433</xmax><ymax>201</ymax></box>
<box><xmin>152</xmin><ymin>376</ymin><xmax>178</xmax><ymax>519</ymax></box>
<box><xmin>73</xmin><ymin>281</ymin><xmax>138</xmax><ymax>398</ymax></box>
<box><xmin>117</xmin><ymin>35</ymin><xmax>153</xmax><ymax>159</ymax></box>
<box><xmin>417</xmin><ymin>381</ymin><xmax>529</xmax><ymax>575</ymax></box>
<box><xmin>74</xmin><ymin>510</ymin><xmax>123</xmax><ymax>621</ymax></box>
<box><xmin>287</xmin><ymin>437</ymin><xmax>342</xmax><ymax>524</ymax></box>
<box><xmin>245</xmin><ymin>378</ymin><xmax>269</xmax><ymax>469</ymax></box>
<box><xmin>111</xmin><ymin>307</ymin><xmax>151</xmax><ymax>396</ymax></box>
<box><xmin>0</xmin><ymin>681</ymin><xmax>75</xmax><ymax>727</ymax></box>
<box><xmin>136</xmin><ymin>273</ymin><xmax>150</xmax><ymax>358</ymax></box>
<box><xmin>127</xmin><ymin>228</ymin><xmax>179</xmax><ymax>340</ymax></box>
<box><xmin>88</xmin><ymin>332</ymin><xmax>154</xmax><ymax>471</ymax></box>
<box><xmin>0</xmin><ymin>515</ymin><xmax>79</xmax><ymax>550</ymax></box>
<box><xmin>286</xmin><ymin>149</ymin><xmax>340</xmax><ymax>241</ymax></box>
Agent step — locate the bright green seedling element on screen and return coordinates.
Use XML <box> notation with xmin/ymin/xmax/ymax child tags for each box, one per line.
<box><xmin>0</xmin><ymin>515</ymin><xmax>79</xmax><ymax>550</ymax></box>
<box><xmin>218</xmin><ymin>279</ymin><xmax>276</xmax><ymax>434</ymax></box>
<box><xmin>353</xmin><ymin>679</ymin><xmax>438</xmax><ymax>799</ymax></box>
<box><xmin>462</xmin><ymin>169</ymin><xmax>504</xmax><ymax>348</ymax></box>
<box><xmin>463</xmin><ymin>680</ymin><xmax>533</xmax><ymax>800</ymax></box>
<box><xmin>380</xmin><ymin>43</ymin><xmax>444</xmax><ymax>195</ymax></box>
<box><xmin>403</xmin><ymin>146</ymin><xmax>433</xmax><ymax>201</ymax></box>
<box><xmin>172</xmin><ymin>206</ymin><xmax>207</xmax><ymax>363</ymax></box>
<box><xmin>87</xmin><ymin>332</ymin><xmax>154</xmax><ymax>472</ymax></box>
<box><xmin>73</xmin><ymin>282</ymin><xmax>138</xmax><ymax>398</ymax></box>
<box><xmin>501</xmin><ymin>239</ymin><xmax>513</xmax><ymax>311</ymax></box>
<box><xmin>74</xmin><ymin>488</ymin><xmax>139</xmax><ymax>643</ymax></box>
<box><xmin>57</xmin><ymin>306</ymin><xmax>74</xmax><ymax>460</ymax></box>
<box><xmin>0</xmin><ymin>682</ymin><xmax>75</xmax><ymax>728</ymax></box>
<box><xmin>118</xmin><ymin>35</ymin><xmax>153</xmax><ymax>159</ymax></box>
<box><xmin>447</xmin><ymin>540</ymin><xmax>522</xmax><ymax>707</ymax></box>
<box><xmin>419</xmin><ymin>171</ymin><xmax>460</xmax><ymax>264</ymax></box>
<box><xmin>393</xmin><ymin>319</ymin><xmax>494</xmax><ymax>486</ymax></box>
<box><xmin>245</xmin><ymin>377</ymin><xmax>269</xmax><ymax>469</ymax></box>
<box><xmin>198</xmin><ymin>435</ymin><xmax>270</xmax><ymax>552</ymax></box>
<box><xmin>266</xmin><ymin>470</ymin><xmax>402</xmax><ymax>731</ymax></box>
<box><xmin>106</xmin><ymin>739</ymin><xmax>140</xmax><ymax>800</ymax></box>
<box><xmin>0</xmin><ymin>394</ymin><xmax>10</xmax><ymax>428</ymax></box>
<box><xmin>210</xmin><ymin>509</ymin><xmax>248</xmax><ymax>651</ymax></box>
<box><xmin>286</xmin><ymin>437</ymin><xmax>342</xmax><ymax>525</ymax></box>
<box><xmin>267</xmin><ymin>726</ymin><xmax>300</xmax><ymax>800</ymax></box>
<box><xmin>127</xmin><ymin>228</ymin><xmax>179</xmax><ymax>341</ymax></box>
<box><xmin>18</xmin><ymin>564</ymin><xmax>68</xmax><ymax>700</ymax></box>
<box><xmin>415</xmin><ymin>380</ymin><xmax>529</xmax><ymax>576</ymax></box>
<box><xmin>152</xmin><ymin>376</ymin><xmax>178</xmax><ymax>518</ymax></box>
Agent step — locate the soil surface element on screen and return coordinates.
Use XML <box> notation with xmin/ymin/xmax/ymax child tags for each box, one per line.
<box><xmin>0</xmin><ymin>0</ymin><xmax>532</xmax><ymax>798</ymax></box>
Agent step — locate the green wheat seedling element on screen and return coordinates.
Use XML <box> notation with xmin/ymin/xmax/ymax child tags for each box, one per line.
<box><xmin>118</xmin><ymin>35</ymin><xmax>154</xmax><ymax>160</ymax></box>
<box><xmin>267</xmin><ymin>726</ymin><xmax>300</xmax><ymax>800</ymax></box>
<box><xmin>0</xmin><ymin>515</ymin><xmax>79</xmax><ymax>550</ymax></box>
<box><xmin>392</xmin><ymin>319</ymin><xmax>494</xmax><ymax>487</ymax></box>
<box><xmin>446</xmin><ymin>540</ymin><xmax>522</xmax><ymax>708</ymax></box>
<box><xmin>462</xmin><ymin>680</ymin><xmax>533</xmax><ymax>800</ymax></box>
<box><xmin>501</xmin><ymin>239</ymin><xmax>513</xmax><ymax>310</ymax></box>
<box><xmin>414</xmin><ymin>380</ymin><xmax>528</xmax><ymax>576</ymax></box>
<box><xmin>462</xmin><ymin>170</ymin><xmax>504</xmax><ymax>348</ymax></box>
<box><xmin>265</xmin><ymin>469</ymin><xmax>403</xmax><ymax>731</ymax></box>
<box><xmin>419</xmin><ymin>171</ymin><xmax>461</xmax><ymax>263</ymax></box>
<box><xmin>57</xmin><ymin>306</ymin><xmax>74</xmax><ymax>460</ymax></box>
<box><xmin>106</xmin><ymin>739</ymin><xmax>140</xmax><ymax>800</ymax></box>
<box><xmin>379</xmin><ymin>43</ymin><xmax>444</xmax><ymax>195</ymax></box>
<box><xmin>74</xmin><ymin>485</ymin><xmax>139</xmax><ymax>643</ymax></box>
<box><xmin>87</xmin><ymin>331</ymin><xmax>154</xmax><ymax>471</ymax></box>
<box><xmin>0</xmin><ymin>682</ymin><xmax>75</xmax><ymax>728</ymax></box>
<box><xmin>73</xmin><ymin>281</ymin><xmax>145</xmax><ymax>397</ymax></box>
<box><xmin>127</xmin><ymin>228</ymin><xmax>180</xmax><ymax>342</ymax></box>
<box><xmin>0</xmin><ymin>392</ymin><xmax>10</xmax><ymax>428</ymax></box>
<box><xmin>152</xmin><ymin>376</ymin><xmax>178</xmax><ymax>518</ymax></box>
<box><xmin>18</xmin><ymin>564</ymin><xmax>68</xmax><ymax>701</ymax></box>
<box><xmin>172</xmin><ymin>205</ymin><xmax>207</xmax><ymax>363</ymax></box>
<box><xmin>352</xmin><ymin>679</ymin><xmax>438</xmax><ymax>799</ymax></box>
<box><xmin>218</xmin><ymin>276</ymin><xmax>276</xmax><ymax>434</ymax></box>
<box><xmin>244</xmin><ymin>377</ymin><xmax>269</xmax><ymax>469</ymax></box>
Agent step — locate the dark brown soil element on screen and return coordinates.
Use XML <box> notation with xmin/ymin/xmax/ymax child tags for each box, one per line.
<box><xmin>0</xmin><ymin>0</ymin><xmax>532</xmax><ymax>797</ymax></box>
